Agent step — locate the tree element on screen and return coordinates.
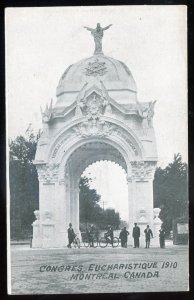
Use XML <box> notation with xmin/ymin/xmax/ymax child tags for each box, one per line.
<box><xmin>119</xmin><ymin>220</ymin><xmax>128</xmax><ymax>229</ymax></box>
<box><xmin>100</xmin><ymin>208</ymin><xmax>120</xmax><ymax>230</ymax></box>
<box><xmin>9</xmin><ymin>125</ymin><xmax>40</xmax><ymax>239</ymax></box>
<box><xmin>153</xmin><ymin>153</ymin><xmax>188</xmax><ymax>234</ymax></box>
<box><xmin>79</xmin><ymin>176</ymin><xmax>101</xmax><ymax>226</ymax></box>
<box><xmin>79</xmin><ymin>176</ymin><xmax>121</xmax><ymax>230</ymax></box>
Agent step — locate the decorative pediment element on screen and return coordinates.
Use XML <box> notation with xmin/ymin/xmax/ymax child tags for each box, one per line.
<box><xmin>85</xmin><ymin>92</ymin><xmax>106</xmax><ymax>119</ymax></box>
<box><xmin>75</xmin><ymin>81</ymin><xmax>111</xmax><ymax>120</ymax></box>
<box><xmin>84</xmin><ymin>84</ymin><xmax>104</xmax><ymax>98</ymax></box>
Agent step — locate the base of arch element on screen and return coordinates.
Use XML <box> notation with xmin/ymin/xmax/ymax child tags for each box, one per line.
<box><xmin>32</xmin><ymin>212</ymin><xmax>162</xmax><ymax>248</ymax></box>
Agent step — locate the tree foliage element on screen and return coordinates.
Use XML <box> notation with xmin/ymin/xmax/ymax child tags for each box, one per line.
<box><xmin>79</xmin><ymin>176</ymin><xmax>101</xmax><ymax>224</ymax></box>
<box><xmin>79</xmin><ymin>176</ymin><xmax>120</xmax><ymax>230</ymax></box>
<box><xmin>9</xmin><ymin>125</ymin><xmax>40</xmax><ymax>239</ymax></box>
<box><xmin>153</xmin><ymin>153</ymin><xmax>188</xmax><ymax>234</ymax></box>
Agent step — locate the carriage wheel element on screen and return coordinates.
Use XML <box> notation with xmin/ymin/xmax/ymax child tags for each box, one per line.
<box><xmin>93</xmin><ymin>238</ymin><xmax>98</xmax><ymax>248</ymax></box>
<box><xmin>99</xmin><ymin>237</ymin><xmax>107</xmax><ymax>248</ymax></box>
<box><xmin>76</xmin><ymin>238</ymin><xmax>81</xmax><ymax>248</ymax></box>
<box><xmin>84</xmin><ymin>240</ymin><xmax>90</xmax><ymax>248</ymax></box>
<box><xmin>112</xmin><ymin>237</ymin><xmax>119</xmax><ymax>248</ymax></box>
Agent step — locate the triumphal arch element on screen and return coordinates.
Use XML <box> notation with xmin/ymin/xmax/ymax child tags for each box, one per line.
<box><xmin>32</xmin><ymin>24</ymin><xmax>161</xmax><ymax>248</ymax></box>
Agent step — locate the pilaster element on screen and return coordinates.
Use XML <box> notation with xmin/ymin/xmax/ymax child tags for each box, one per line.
<box><xmin>129</xmin><ymin>161</ymin><xmax>157</xmax><ymax>229</ymax></box>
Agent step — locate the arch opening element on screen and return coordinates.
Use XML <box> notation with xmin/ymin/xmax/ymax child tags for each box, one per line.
<box><xmin>79</xmin><ymin>160</ymin><xmax>128</xmax><ymax>238</ymax></box>
<box><xmin>64</xmin><ymin>141</ymin><xmax>130</xmax><ymax>239</ymax></box>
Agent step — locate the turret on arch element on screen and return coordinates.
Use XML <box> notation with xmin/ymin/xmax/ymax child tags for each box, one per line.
<box><xmin>32</xmin><ymin>26</ymin><xmax>158</xmax><ymax>248</ymax></box>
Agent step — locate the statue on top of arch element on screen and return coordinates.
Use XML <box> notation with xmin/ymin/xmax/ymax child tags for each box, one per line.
<box><xmin>84</xmin><ymin>23</ymin><xmax>112</xmax><ymax>54</ymax></box>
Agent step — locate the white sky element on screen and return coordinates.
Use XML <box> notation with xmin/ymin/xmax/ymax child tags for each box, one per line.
<box><xmin>6</xmin><ymin>6</ymin><xmax>187</xmax><ymax>220</ymax></box>
<box><xmin>83</xmin><ymin>161</ymin><xmax>128</xmax><ymax>220</ymax></box>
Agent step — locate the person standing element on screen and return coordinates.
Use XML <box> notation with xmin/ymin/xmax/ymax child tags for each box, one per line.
<box><xmin>159</xmin><ymin>227</ymin><xmax>166</xmax><ymax>248</ymax></box>
<box><xmin>122</xmin><ymin>227</ymin><xmax>129</xmax><ymax>248</ymax></box>
<box><xmin>106</xmin><ymin>225</ymin><xmax>114</xmax><ymax>247</ymax></box>
<box><xmin>119</xmin><ymin>228</ymin><xmax>125</xmax><ymax>247</ymax></box>
<box><xmin>89</xmin><ymin>224</ymin><xmax>95</xmax><ymax>247</ymax></box>
<box><xmin>132</xmin><ymin>223</ymin><xmax>140</xmax><ymax>248</ymax></box>
<box><xmin>67</xmin><ymin>223</ymin><xmax>75</xmax><ymax>248</ymax></box>
<box><xmin>144</xmin><ymin>225</ymin><xmax>153</xmax><ymax>248</ymax></box>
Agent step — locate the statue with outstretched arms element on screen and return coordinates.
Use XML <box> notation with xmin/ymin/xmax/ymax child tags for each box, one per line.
<box><xmin>84</xmin><ymin>23</ymin><xmax>112</xmax><ymax>54</ymax></box>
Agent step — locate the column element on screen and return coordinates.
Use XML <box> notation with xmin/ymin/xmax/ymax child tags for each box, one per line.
<box><xmin>70</xmin><ymin>177</ymin><xmax>81</xmax><ymax>238</ymax></box>
<box><xmin>32</xmin><ymin>163</ymin><xmax>59</xmax><ymax>248</ymax></box>
<box><xmin>55</xmin><ymin>180</ymin><xmax>68</xmax><ymax>247</ymax></box>
<box><xmin>130</xmin><ymin>161</ymin><xmax>156</xmax><ymax>246</ymax></box>
<box><xmin>127</xmin><ymin>176</ymin><xmax>135</xmax><ymax>246</ymax></box>
<box><xmin>75</xmin><ymin>187</ymin><xmax>80</xmax><ymax>235</ymax></box>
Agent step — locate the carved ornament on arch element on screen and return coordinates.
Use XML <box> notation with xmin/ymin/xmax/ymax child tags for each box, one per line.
<box><xmin>130</xmin><ymin>161</ymin><xmax>156</xmax><ymax>180</ymax></box>
<box><xmin>36</xmin><ymin>163</ymin><xmax>59</xmax><ymax>182</ymax></box>
<box><xmin>85</xmin><ymin>92</ymin><xmax>105</xmax><ymax>120</ymax></box>
<box><xmin>51</xmin><ymin>131</ymin><xmax>72</xmax><ymax>159</ymax></box>
<box><xmin>112</xmin><ymin>127</ymin><xmax>139</xmax><ymax>156</ymax></box>
<box><xmin>50</xmin><ymin>121</ymin><xmax>140</xmax><ymax>165</ymax></box>
<box><xmin>73</xmin><ymin>120</ymin><xmax>113</xmax><ymax>138</ymax></box>
<box><xmin>52</xmin><ymin>125</ymin><xmax>138</xmax><ymax>164</ymax></box>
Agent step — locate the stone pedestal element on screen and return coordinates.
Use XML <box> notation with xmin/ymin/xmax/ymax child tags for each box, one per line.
<box><xmin>152</xmin><ymin>208</ymin><xmax>162</xmax><ymax>246</ymax></box>
<box><xmin>42</xmin><ymin>223</ymin><xmax>55</xmax><ymax>248</ymax></box>
<box><xmin>32</xmin><ymin>223</ymin><xmax>41</xmax><ymax>247</ymax></box>
<box><xmin>41</xmin><ymin>211</ymin><xmax>55</xmax><ymax>248</ymax></box>
<box><xmin>32</xmin><ymin>210</ymin><xmax>42</xmax><ymax>248</ymax></box>
<box><xmin>137</xmin><ymin>209</ymin><xmax>148</xmax><ymax>247</ymax></box>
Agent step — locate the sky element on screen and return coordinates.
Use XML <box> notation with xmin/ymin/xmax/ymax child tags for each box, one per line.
<box><xmin>6</xmin><ymin>6</ymin><xmax>187</xmax><ymax>220</ymax></box>
<box><xmin>82</xmin><ymin>161</ymin><xmax>128</xmax><ymax>219</ymax></box>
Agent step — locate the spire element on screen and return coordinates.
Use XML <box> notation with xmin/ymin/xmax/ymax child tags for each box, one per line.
<box><xmin>40</xmin><ymin>99</ymin><xmax>53</xmax><ymax>123</ymax></box>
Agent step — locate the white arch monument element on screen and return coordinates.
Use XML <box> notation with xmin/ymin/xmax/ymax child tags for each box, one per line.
<box><xmin>32</xmin><ymin>24</ymin><xmax>161</xmax><ymax>248</ymax></box>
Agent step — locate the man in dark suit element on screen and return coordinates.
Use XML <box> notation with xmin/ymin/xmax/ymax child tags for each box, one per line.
<box><xmin>144</xmin><ymin>225</ymin><xmax>153</xmax><ymax>248</ymax></box>
<box><xmin>119</xmin><ymin>227</ymin><xmax>129</xmax><ymax>248</ymax></box>
<box><xmin>67</xmin><ymin>223</ymin><xmax>75</xmax><ymax>248</ymax></box>
<box><xmin>106</xmin><ymin>225</ymin><xmax>114</xmax><ymax>247</ymax></box>
<box><xmin>159</xmin><ymin>227</ymin><xmax>166</xmax><ymax>248</ymax></box>
<box><xmin>132</xmin><ymin>223</ymin><xmax>140</xmax><ymax>248</ymax></box>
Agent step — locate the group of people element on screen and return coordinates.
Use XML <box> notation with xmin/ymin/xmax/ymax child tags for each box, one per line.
<box><xmin>120</xmin><ymin>223</ymin><xmax>165</xmax><ymax>249</ymax></box>
<box><xmin>131</xmin><ymin>223</ymin><xmax>153</xmax><ymax>249</ymax></box>
<box><xmin>86</xmin><ymin>224</ymin><xmax>114</xmax><ymax>247</ymax></box>
<box><xmin>119</xmin><ymin>223</ymin><xmax>153</xmax><ymax>248</ymax></box>
<box><xmin>67</xmin><ymin>222</ymin><xmax>166</xmax><ymax>249</ymax></box>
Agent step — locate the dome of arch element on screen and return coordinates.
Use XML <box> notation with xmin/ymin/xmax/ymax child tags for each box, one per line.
<box><xmin>55</xmin><ymin>54</ymin><xmax>137</xmax><ymax>108</ymax></box>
